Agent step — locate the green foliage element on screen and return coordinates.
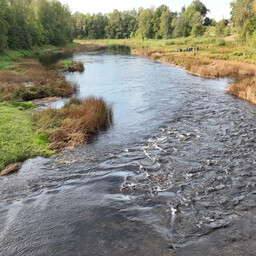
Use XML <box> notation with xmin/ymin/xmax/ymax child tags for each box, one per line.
<box><xmin>160</xmin><ymin>9</ymin><xmax>175</xmax><ymax>39</ymax></box>
<box><xmin>172</xmin><ymin>0</ymin><xmax>208</xmax><ymax>38</ymax></box>
<box><xmin>138</xmin><ymin>8</ymin><xmax>154</xmax><ymax>39</ymax></box>
<box><xmin>230</xmin><ymin>0</ymin><xmax>255</xmax><ymax>40</ymax></box>
<box><xmin>216</xmin><ymin>19</ymin><xmax>227</xmax><ymax>37</ymax></box>
<box><xmin>0</xmin><ymin>103</ymin><xmax>53</xmax><ymax>170</ymax></box>
<box><xmin>191</xmin><ymin>24</ymin><xmax>206</xmax><ymax>37</ymax></box>
<box><xmin>73</xmin><ymin>1</ymin><xmax>209</xmax><ymax>40</ymax></box>
<box><xmin>0</xmin><ymin>0</ymin><xmax>74</xmax><ymax>52</ymax></box>
<box><xmin>0</xmin><ymin>0</ymin><xmax>9</xmax><ymax>52</ymax></box>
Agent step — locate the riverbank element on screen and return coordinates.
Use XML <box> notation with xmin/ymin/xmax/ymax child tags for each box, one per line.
<box><xmin>0</xmin><ymin>102</ymin><xmax>54</xmax><ymax>175</ymax></box>
<box><xmin>131</xmin><ymin>48</ymin><xmax>256</xmax><ymax>105</ymax></box>
<box><xmin>0</xmin><ymin>42</ymin><xmax>104</xmax><ymax>72</ymax></box>
<box><xmin>76</xmin><ymin>38</ymin><xmax>256</xmax><ymax>105</ymax></box>
<box><xmin>0</xmin><ymin>42</ymin><xmax>110</xmax><ymax>175</ymax></box>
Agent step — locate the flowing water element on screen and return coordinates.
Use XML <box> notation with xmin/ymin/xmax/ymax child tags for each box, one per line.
<box><xmin>0</xmin><ymin>47</ymin><xmax>256</xmax><ymax>255</ymax></box>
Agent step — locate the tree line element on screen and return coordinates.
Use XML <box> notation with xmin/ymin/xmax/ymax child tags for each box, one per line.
<box><xmin>72</xmin><ymin>0</ymin><xmax>256</xmax><ymax>42</ymax></box>
<box><xmin>0</xmin><ymin>0</ymin><xmax>73</xmax><ymax>52</ymax></box>
<box><xmin>72</xmin><ymin>1</ymin><xmax>215</xmax><ymax>40</ymax></box>
<box><xmin>1</xmin><ymin>0</ymin><xmax>256</xmax><ymax>53</ymax></box>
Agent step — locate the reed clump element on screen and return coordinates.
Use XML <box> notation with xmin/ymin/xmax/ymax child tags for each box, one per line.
<box><xmin>227</xmin><ymin>78</ymin><xmax>256</xmax><ymax>105</ymax></box>
<box><xmin>34</xmin><ymin>97</ymin><xmax>112</xmax><ymax>151</ymax></box>
<box><xmin>0</xmin><ymin>59</ymin><xmax>76</xmax><ymax>101</ymax></box>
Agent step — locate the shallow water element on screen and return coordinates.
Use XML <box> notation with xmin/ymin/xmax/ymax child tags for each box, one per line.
<box><xmin>0</xmin><ymin>48</ymin><xmax>255</xmax><ymax>255</ymax></box>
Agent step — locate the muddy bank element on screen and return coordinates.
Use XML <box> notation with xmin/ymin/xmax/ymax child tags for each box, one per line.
<box><xmin>132</xmin><ymin>48</ymin><xmax>256</xmax><ymax>105</ymax></box>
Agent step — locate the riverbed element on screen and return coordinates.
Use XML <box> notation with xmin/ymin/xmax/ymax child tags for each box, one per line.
<box><xmin>0</xmin><ymin>47</ymin><xmax>255</xmax><ymax>255</ymax></box>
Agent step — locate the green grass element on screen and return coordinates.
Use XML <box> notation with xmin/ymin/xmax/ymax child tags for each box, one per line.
<box><xmin>76</xmin><ymin>32</ymin><xmax>256</xmax><ymax>64</ymax></box>
<box><xmin>62</xmin><ymin>60</ymin><xmax>73</xmax><ymax>70</ymax></box>
<box><xmin>0</xmin><ymin>102</ymin><xmax>54</xmax><ymax>171</ymax></box>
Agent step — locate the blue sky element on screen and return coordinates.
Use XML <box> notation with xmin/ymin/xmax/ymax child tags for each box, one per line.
<box><xmin>59</xmin><ymin>0</ymin><xmax>231</xmax><ymax>21</ymax></box>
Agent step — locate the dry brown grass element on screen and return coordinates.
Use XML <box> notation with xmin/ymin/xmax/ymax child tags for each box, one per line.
<box><xmin>227</xmin><ymin>78</ymin><xmax>256</xmax><ymax>105</ymax></box>
<box><xmin>0</xmin><ymin>59</ymin><xmax>76</xmax><ymax>101</ymax></box>
<box><xmin>133</xmin><ymin>48</ymin><xmax>256</xmax><ymax>78</ymax></box>
<box><xmin>34</xmin><ymin>97</ymin><xmax>112</xmax><ymax>151</ymax></box>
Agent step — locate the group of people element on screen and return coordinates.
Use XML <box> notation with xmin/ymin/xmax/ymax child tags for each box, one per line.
<box><xmin>176</xmin><ymin>47</ymin><xmax>200</xmax><ymax>52</ymax></box>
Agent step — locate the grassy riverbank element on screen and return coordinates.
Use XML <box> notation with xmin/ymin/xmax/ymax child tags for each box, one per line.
<box><xmin>0</xmin><ymin>102</ymin><xmax>54</xmax><ymax>173</ymax></box>
<box><xmin>77</xmin><ymin>37</ymin><xmax>256</xmax><ymax>105</ymax></box>
<box><xmin>0</xmin><ymin>43</ymin><xmax>110</xmax><ymax>175</ymax></box>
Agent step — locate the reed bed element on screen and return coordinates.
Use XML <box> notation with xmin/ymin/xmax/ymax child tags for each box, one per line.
<box><xmin>0</xmin><ymin>59</ymin><xmax>76</xmax><ymax>101</ymax></box>
<box><xmin>227</xmin><ymin>78</ymin><xmax>256</xmax><ymax>105</ymax></box>
<box><xmin>34</xmin><ymin>97</ymin><xmax>112</xmax><ymax>151</ymax></box>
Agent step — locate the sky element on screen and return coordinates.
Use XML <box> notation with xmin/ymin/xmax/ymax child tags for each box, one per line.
<box><xmin>58</xmin><ymin>0</ymin><xmax>231</xmax><ymax>21</ymax></box>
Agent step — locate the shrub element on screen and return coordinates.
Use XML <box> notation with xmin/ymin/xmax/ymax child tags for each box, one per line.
<box><xmin>215</xmin><ymin>19</ymin><xmax>226</xmax><ymax>37</ymax></box>
<box><xmin>191</xmin><ymin>24</ymin><xmax>206</xmax><ymax>37</ymax></box>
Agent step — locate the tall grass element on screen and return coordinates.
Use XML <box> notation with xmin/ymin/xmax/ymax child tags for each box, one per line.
<box><xmin>227</xmin><ymin>78</ymin><xmax>256</xmax><ymax>104</ymax></box>
<box><xmin>34</xmin><ymin>97</ymin><xmax>112</xmax><ymax>150</ymax></box>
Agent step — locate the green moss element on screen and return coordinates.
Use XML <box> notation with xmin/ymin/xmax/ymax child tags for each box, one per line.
<box><xmin>0</xmin><ymin>103</ymin><xmax>54</xmax><ymax>171</ymax></box>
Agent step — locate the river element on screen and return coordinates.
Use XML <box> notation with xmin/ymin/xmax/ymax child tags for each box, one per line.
<box><xmin>0</xmin><ymin>47</ymin><xmax>255</xmax><ymax>255</ymax></box>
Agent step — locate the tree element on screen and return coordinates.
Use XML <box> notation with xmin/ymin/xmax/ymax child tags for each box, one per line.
<box><xmin>105</xmin><ymin>9</ymin><xmax>122</xmax><ymax>39</ymax></box>
<box><xmin>37</xmin><ymin>0</ymin><xmax>73</xmax><ymax>45</ymax></box>
<box><xmin>215</xmin><ymin>19</ymin><xmax>226</xmax><ymax>36</ymax></box>
<box><xmin>191</xmin><ymin>0</ymin><xmax>209</xmax><ymax>16</ymax></box>
<box><xmin>172</xmin><ymin>1</ymin><xmax>209</xmax><ymax>38</ymax></box>
<box><xmin>0</xmin><ymin>0</ymin><xmax>9</xmax><ymax>51</ymax></box>
<box><xmin>137</xmin><ymin>8</ymin><xmax>154</xmax><ymax>39</ymax></box>
<box><xmin>172</xmin><ymin>7</ymin><xmax>190</xmax><ymax>38</ymax></box>
<box><xmin>160</xmin><ymin>10</ymin><xmax>175</xmax><ymax>39</ymax></box>
<box><xmin>230</xmin><ymin>0</ymin><xmax>255</xmax><ymax>39</ymax></box>
<box><xmin>203</xmin><ymin>17</ymin><xmax>211</xmax><ymax>26</ymax></box>
<box><xmin>191</xmin><ymin>24</ymin><xmax>206</xmax><ymax>37</ymax></box>
<box><xmin>152</xmin><ymin>5</ymin><xmax>169</xmax><ymax>38</ymax></box>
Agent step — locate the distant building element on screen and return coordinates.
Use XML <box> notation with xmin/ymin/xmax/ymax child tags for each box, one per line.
<box><xmin>228</xmin><ymin>21</ymin><xmax>233</xmax><ymax>26</ymax></box>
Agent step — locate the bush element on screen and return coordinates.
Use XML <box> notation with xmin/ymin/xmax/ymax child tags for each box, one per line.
<box><xmin>215</xmin><ymin>19</ymin><xmax>226</xmax><ymax>37</ymax></box>
<box><xmin>191</xmin><ymin>24</ymin><xmax>206</xmax><ymax>37</ymax></box>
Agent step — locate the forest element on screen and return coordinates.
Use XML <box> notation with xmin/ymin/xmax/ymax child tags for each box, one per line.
<box><xmin>0</xmin><ymin>0</ymin><xmax>73</xmax><ymax>52</ymax></box>
<box><xmin>0</xmin><ymin>0</ymin><xmax>256</xmax><ymax>51</ymax></box>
